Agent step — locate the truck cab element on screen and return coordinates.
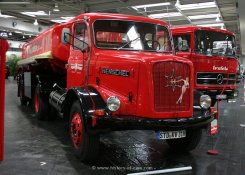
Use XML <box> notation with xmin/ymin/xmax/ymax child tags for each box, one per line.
<box><xmin>171</xmin><ymin>26</ymin><xmax>238</xmax><ymax>106</ymax></box>
<box><xmin>17</xmin><ymin>13</ymin><xmax>215</xmax><ymax>161</ymax></box>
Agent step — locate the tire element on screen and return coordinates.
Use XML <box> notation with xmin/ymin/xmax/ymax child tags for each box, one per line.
<box><xmin>166</xmin><ymin>128</ymin><xmax>202</xmax><ymax>152</ymax></box>
<box><xmin>35</xmin><ymin>85</ymin><xmax>49</xmax><ymax>120</ymax></box>
<box><xmin>69</xmin><ymin>100</ymin><xmax>100</xmax><ymax>162</ymax></box>
<box><xmin>19</xmin><ymin>85</ymin><xmax>28</xmax><ymax>106</ymax></box>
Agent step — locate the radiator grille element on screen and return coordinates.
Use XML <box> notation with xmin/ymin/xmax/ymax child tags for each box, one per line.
<box><xmin>153</xmin><ymin>62</ymin><xmax>191</xmax><ymax>112</ymax></box>
<box><xmin>197</xmin><ymin>73</ymin><xmax>236</xmax><ymax>85</ymax></box>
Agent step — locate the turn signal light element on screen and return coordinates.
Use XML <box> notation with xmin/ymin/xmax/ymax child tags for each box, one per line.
<box><xmin>210</xmin><ymin>107</ymin><xmax>215</xmax><ymax>113</ymax></box>
<box><xmin>93</xmin><ymin>110</ymin><xmax>105</xmax><ymax>116</ymax></box>
<box><xmin>210</xmin><ymin>107</ymin><xmax>219</xmax><ymax>119</ymax></box>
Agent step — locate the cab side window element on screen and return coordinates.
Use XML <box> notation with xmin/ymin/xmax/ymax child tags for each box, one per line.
<box><xmin>174</xmin><ymin>34</ymin><xmax>190</xmax><ymax>52</ymax></box>
<box><xmin>73</xmin><ymin>23</ymin><xmax>88</xmax><ymax>50</ymax></box>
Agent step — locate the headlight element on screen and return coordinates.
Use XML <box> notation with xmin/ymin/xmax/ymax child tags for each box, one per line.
<box><xmin>107</xmin><ymin>96</ymin><xmax>120</xmax><ymax>112</ymax></box>
<box><xmin>200</xmin><ymin>95</ymin><xmax>211</xmax><ymax>109</ymax></box>
<box><xmin>233</xmin><ymin>90</ymin><xmax>238</xmax><ymax>97</ymax></box>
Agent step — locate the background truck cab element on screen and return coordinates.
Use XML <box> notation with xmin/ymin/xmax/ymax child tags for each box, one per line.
<box><xmin>171</xmin><ymin>26</ymin><xmax>238</xmax><ymax>106</ymax></box>
<box><xmin>17</xmin><ymin>13</ymin><xmax>215</xmax><ymax>161</ymax></box>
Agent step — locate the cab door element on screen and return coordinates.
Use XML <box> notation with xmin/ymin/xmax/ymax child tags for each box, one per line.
<box><xmin>67</xmin><ymin>21</ymin><xmax>90</xmax><ymax>88</ymax></box>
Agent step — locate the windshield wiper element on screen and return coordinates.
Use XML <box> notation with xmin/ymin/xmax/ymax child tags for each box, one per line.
<box><xmin>117</xmin><ymin>36</ymin><xmax>141</xmax><ymax>50</ymax></box>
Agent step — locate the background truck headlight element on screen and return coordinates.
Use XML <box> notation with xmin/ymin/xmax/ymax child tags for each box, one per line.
<box><xmin>107</xmin><ymin>96</ymin><xmax>120</xmax><ymax>112</ymax></box>
<box><xmin>233</xmin><ymin>90</ymin><xmax>238</xmax><ymax>97</ymax></box>
<box><xmin>200</xmin><ymin>95</ymin><xmax>211</xmax><ymax>109</ymax></box>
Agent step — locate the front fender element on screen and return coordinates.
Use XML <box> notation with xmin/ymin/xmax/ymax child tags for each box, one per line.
<box><xmin>63</xmin><ymin>86</ymin><xmax>106</xmax><ymax>131</ymax></box>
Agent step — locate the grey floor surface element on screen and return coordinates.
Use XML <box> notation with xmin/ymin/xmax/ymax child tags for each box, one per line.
<box><xmin>0</xmin><ymin>80</ymin><xmax>245</xmax><ymax>175</ymax></box>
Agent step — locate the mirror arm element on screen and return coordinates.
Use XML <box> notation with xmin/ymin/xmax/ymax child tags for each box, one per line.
<box><xmin>65</xmin><ymin>32</ymin><xmax>89</xmax><ymax>52</ymax></box>
<box><xmin>64</xmin><ymin>32</ymin><xmax>73</xmax><ymax>45</ymax></box>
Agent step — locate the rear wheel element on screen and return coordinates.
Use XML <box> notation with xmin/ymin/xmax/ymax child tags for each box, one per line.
<box><xmin>69</xmin><ymin>100</ymin><xmax>100</xmax><ymax>162</ymax></box>
<box><xmin>35</xmin><ymin>85</ymin><xmax>49</xmax><ymax>120</ymax></box>
<box><xmin>166</xmin><ymin>128</ymin><xmax>202</xmax><ymax>152</ymax></box>
<box><xmin>19</xmin><ymin>85</ymin><xmax>28</xmax><ymax>106</ymax></box>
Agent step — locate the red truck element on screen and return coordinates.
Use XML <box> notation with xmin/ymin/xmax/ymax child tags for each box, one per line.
<box><xmin>171</xmin><ymin>26</ymin><xmax>238</xmax><ymax>106</ymax></box>
<box><xmin>17</xmin><ymin>13</ymin><xmax>215</xmax><ymax>161</ymax></box>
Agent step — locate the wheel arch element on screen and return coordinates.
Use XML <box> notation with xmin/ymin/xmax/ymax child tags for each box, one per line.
<box><xmin>62</xmin><ymin>87</ymin><xmax>107</xmax><ymax>130</ymax></box>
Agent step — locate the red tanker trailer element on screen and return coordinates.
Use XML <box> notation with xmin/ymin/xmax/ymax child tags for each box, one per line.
<box><xmin>17</xmin><ymin>13</ymin><xmax>215</xmax><ymax>161</ymax></box>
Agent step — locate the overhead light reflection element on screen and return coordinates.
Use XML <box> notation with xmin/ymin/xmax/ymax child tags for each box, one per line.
<box><xmin>34</xmin><ymin>19</ymin><xmax>38</xmax><ymax>25</ymax></box>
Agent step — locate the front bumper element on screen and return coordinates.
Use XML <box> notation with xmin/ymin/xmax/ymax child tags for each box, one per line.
<box><xmin>202</xmin><ymin>89</ymin><xmax>237</xmax><ymax>100</ymax></box>
<box><xmin>88</xmin><ymin>110</ymin><xmax>215</xmax><ymax>133</ymax></box>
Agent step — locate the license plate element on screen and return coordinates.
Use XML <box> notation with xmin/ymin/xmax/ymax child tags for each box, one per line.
<box><xmin>216</xmin><ymin>94</ymin><xmax>227</xmax><ymax>100</ymax></box>
<box><xmin>157</xmin><ymin>130</ymin><xmax>186</xmax><ymax>140</ymax></box>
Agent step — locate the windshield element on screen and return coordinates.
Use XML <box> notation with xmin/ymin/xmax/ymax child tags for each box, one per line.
<box><xmin>195</xmin><ymin>30</ymin><xmax>236</xmax><ymax>58</ymax></box>
<box><xmin>93</xmin><ymin>20</ymin><xmax>172</xmax><ymax>53</ymax></box>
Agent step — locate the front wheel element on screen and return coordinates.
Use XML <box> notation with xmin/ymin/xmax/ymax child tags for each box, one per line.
<box><xmin>166</xmin><ymin>128</ymin><xmax>202</xmax><ymax>152</ymax></box>
<box><xmin>69</xmin><ymin>100</ymin><xmax>100</xmax><ymax>162</ymax></box>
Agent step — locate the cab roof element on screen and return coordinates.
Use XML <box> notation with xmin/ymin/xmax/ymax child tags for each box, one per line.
<box><xmin>171</xmin><ymin>26</ymin><xmax>234</xmax><ymax>36</ymax></box>
<box><xmin>68</xmin><ymin>13</ymin><xmax>169</xmax><ymax>28</ymax></box>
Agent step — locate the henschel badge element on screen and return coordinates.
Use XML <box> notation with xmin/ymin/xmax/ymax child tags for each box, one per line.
<box><xmin>165</xmin><ymin>70</ymin><xmax>189</xmax><ymax>104</ymax></box>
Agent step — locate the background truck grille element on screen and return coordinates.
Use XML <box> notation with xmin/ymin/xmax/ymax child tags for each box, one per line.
<box><xmin>153</xmin><ymin>61</ymin><xmax>191</xmax><ymax>112</ymax></box>
<box><xmin>197</xmin><ymin>73</ymin><xmax>236</xmax><ymax>85</ymax></box>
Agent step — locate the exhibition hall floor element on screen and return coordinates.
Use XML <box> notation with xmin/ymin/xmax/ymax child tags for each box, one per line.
<box><xmin>0</xmin><ymin>80</ymin><xmax>245</xmax><ymax>175</ymax></box>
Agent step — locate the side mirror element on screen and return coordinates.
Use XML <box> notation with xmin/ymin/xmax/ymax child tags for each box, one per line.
<box><xmin>61</xmin><ymin>28</ymin><xmax>70</xmax><ymax>44</ymax></box>
<box><xmin>181</xmin><ymin>40</ymin><xmax>189</xmax><ymax>51</ymax></box>
<box><xmin>207</xmin><ymin>48</ymin><xmax>212</xmax><ymax>56</ymax></box>
<box><xmin>177</xmin><ymin>40</ymin><xmax>189</xmax><ymax>52</ymax></box>
<box><xmin>177</xmin><ymin>37</ymin><xmax>183</xmax><ymax>51</ymax></box>
<box><xmin>0</xmin><ymin>32</ymin><xmax>8</xmax><ymax>39</ymax></box>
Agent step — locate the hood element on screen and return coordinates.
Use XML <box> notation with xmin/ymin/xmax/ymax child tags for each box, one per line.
<box><xmin>94</xmin><ymin>49</ymin><xmax>193</xmax><ymax>118</ymax></box>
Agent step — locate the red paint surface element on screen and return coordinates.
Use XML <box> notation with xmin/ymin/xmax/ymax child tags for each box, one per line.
<box><xmin>0</xmin><ymin>38</ymin><xmax>8</xmax><ymax>161</ymax></box>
